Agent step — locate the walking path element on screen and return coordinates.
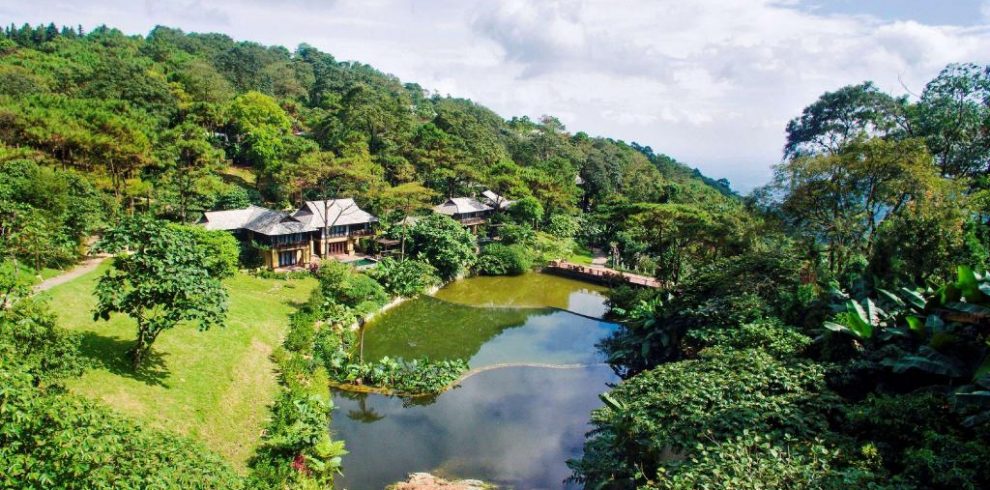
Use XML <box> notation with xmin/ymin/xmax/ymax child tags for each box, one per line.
<box><xmin>33</xmin><ymin>255</ymin><xmax>109</xmax><ymax>293</ymax></box>
<box><xmin>545</xmin><ymin>259</ymin><xmax>663</xmax><ymax>288</ymax></box>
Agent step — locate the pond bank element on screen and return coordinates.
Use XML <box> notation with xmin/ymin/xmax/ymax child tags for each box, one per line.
<box><xmin>331</xmin><ymin>272</ymin><xmax>619</xmax><ymax>489</ymax></box>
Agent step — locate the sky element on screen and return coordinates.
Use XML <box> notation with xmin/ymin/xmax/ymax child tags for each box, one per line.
<box><xmin>3</xmin><ymin>0</ymin><xmax>990</xmax><ymax>192</ymax></box>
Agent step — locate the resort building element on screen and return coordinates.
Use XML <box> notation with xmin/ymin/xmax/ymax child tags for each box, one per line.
<box><xmin>292</xmin><ymin>199</ymin><xmax>377</xmax><ymax>256</ymax></box>
<box><xmin>200</xmin><ymin>199</ymin><xmax>377</xmax><ymax>269</ymax></box>
<box><xmin>481</xmin><ymin>190</ymin><xmax>513</xmax><ymax>210</ymax></box>
<box><xmin>433</xmin><ymin>197</ymin><xmax>493</xmax><ymax>233</ymax></box>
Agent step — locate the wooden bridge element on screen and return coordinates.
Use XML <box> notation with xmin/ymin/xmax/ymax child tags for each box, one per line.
<box><xmin>544</xmin><ymin>260</ymin><xmax>663</xmax><ymax>288</ymax></box>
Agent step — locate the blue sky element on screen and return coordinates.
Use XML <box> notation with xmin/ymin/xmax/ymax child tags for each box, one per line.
<box><xmin>2</xmin><ymin>0</ymin><xmax>988</xmax><ymax>191</ymax></box>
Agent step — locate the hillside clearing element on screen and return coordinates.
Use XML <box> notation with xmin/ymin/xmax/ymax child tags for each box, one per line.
<box><xmin>39</xmin><ymin>262</ymin><xmax>317</xmax><ymax>469</ymax></box>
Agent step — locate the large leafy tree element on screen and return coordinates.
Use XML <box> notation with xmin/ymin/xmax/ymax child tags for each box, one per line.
<box><xmin>93</xmin><ymin>216</ymin><xmax>230</xmax><ymax>368</ymax></box>
<box><xmin>374</xmin><ymin>182</ymin><xmax>436</xmax><ymax>259</ymax></box>
<box><xmin>772</xmin><ymin>137</ymin><xmax>943</xmax><ymax>276</ymax></box>
<box><xmin>228</xmin><ymin>90</ymin><xmax>292</xmax><ymax>187</ymax></box>
<box><xmin>407</xmin><ymin>214</ymin><xmax>477</xmax><ymax>280</ymax></box>
<box><xmin>784</xmin><ymin>82</ymin><xmax>905</xmax><ymax>158</ymax></box>
<box><xmin>912</xmin><ymin>63</ymin><xmax>990</xmax><ymax>179</ymax></box>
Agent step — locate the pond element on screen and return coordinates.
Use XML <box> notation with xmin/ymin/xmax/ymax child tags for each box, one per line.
<box><xmin>331</xmin><ymin>273</ymin><xmax>619</xmax><ymax>489</ymax></box>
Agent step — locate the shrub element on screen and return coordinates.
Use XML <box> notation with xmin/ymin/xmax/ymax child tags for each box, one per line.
<box><xmin>316</xmin><ymin>260</ymin><xmax>388</xmax><ymax>324</ymax></box>
<box><xmin>367</xmin><ymin>258</ymin><xmax>440</xmax><ymax>297</ymax></box>
<box><xmin>476</xmin><ymin>243</ymin><xmax>532</xmax><ymax>276</ymax></box>
<box><xmin>571</xmin><ymin>347</ymin><xmax>836</xmax><ymax>488</ymax></box>
<box><xmin>173</xmin><ymin>224</ymin><xmax>240</xmax><ymax>278</ymax></box>
<box><xmin>546</xmin><ymin>214</ymin><xmax>580</xmax><ymax>239</ymax></box>
<box><xmin>499</xmin><ymin>223</ymin><xmax>535</xmax><ymax>245</ymax></box>
<box><xmin>842</xmin><ymin>393</ymin><xmax>990</xmax><ymax>489</ymax></box>
<box><xmin>0</xmin><ymin>297</ymin><xmax>85</xmax><ymax>385</ymax></box>
<box><xmin>653</xmin><ymin>432</ymin><xmax>880</xmax><ymax>489</ymax></box>
<box><xmin>249</xmin><ymin>392</ymin><xmax>346</xmax><ymax>488</ymax></box>
<box><xmin>408</xmin><ymin>214</ymin><xmax>477</xmax><ymax>280</ymax></box>
<box><xmin>532</xmin><ymin>231</ymin><xmax>577</xmax><ymax>265</ymax></box>
<box><xmin>0</xmin><ymin>366</ymin><xmax>245</xmax><ymax>489</ymax></box>
<box><xmin>684</xmin><ymin>319</ymin><xmax>812</xmax><ymax>359</ymax></box>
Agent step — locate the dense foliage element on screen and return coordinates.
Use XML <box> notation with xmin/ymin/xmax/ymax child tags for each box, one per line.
<box><xmin>0</xmin><ymin>269</ymin><xmax>246</xmax><ymax>488</ymax></box>
<box><xmin>475</xmin><ymin>243</ymin><xmax>532</xmax><ymax>276</ymax></box>
<box><xmin>573</xmin><ymin>65</ymin><xmax>990</xmax><ymax>489</ymax></box>
<box><xmin>5</xmin><ymin>20</ymin><xmax>990</xmax><ymax>490</ymax></box>
<box><xmin>407</xmin><ymin>214</ymin><xmax>478</xmax><ymax>280</ymax></box>
<box><xmin>252</xmin><ymin>306</ymin><xmax>346</xmax><ymax>488</ymax></box>
<box><xmin>366</xmin><ymin>257</ymin><xmax>439</xmax><ymax>297</ymax></box>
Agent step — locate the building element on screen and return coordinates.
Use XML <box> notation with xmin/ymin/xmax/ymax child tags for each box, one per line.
<box><xmin>292</xmin><ymin>199</ymin><xmax>377</xmax><ymax>256</ymax></box>
<box><xmin>481</xmin><ymin>190</ymin><xmax>513</xmax><ymax>210</ymax></box>
<box><xmin>433</xmin><ymin>197</ymin><xmax>493</xmax><ymax>233</ymax></box>
<box><xmin>201</xmin><ymin>205</ymin><xmax>314</xmax><ymax>268</ymax></box>
<box><xmin>200</xmin><ymin>199</ymin><xmax>378</xmax><ymax>269</ymax></box>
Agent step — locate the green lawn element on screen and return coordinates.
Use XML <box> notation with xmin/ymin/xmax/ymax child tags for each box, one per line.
<box><xmin>568</xmin><ymin>244</ymin><xmax>597</xmax><ymax>265</ymax></box>
<box><xmin>16</xmin><ymin>263</ymin><xmax>63</xmax><ymax>284</ymax></box>
<box><xmin>39</xmin><ymin>263</ymin><xmax>317</xmax><ymax>470</ymax></box>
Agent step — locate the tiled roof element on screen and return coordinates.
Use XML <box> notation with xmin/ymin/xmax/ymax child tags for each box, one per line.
<box><xmin>293</xmin><ymin>199</ymin><xmax>378</xmax><ymax>228</ymax></box>
<box><xmin>201</xmin><ymin>205</ymin><xmax>312</xmax><ymax>236</ymax></box>
<box><xmin>434</xmin><ymin>197</ymin><xmax>493</xmax><ymax>216</ymax></box>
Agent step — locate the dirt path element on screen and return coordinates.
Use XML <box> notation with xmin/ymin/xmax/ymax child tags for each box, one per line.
<box><xmin>33</xmin><ymin>255</ymin><xmax>109</xmax><ymax>293</ymax></box>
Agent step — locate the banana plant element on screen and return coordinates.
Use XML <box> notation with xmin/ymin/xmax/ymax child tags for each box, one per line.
<box><xmin>824</xmin><ymin>297</ymin><xmax>887</xmax><ymax>340</ymax></box>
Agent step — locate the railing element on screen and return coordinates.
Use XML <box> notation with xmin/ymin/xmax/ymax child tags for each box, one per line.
<box><xmin>458</xmin><ymin>217</ymin><xmax>486</xmax><ymax>226</ymax></box>
<box><xmin>546</xmin><ymin>260</ymin><xmax>663</xmax><ymax>288</ymax></box>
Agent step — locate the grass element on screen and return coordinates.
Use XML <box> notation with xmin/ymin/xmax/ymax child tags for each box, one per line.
<box><xmin>220</xmin><ymin>165</ymin><xmax>257</xmax><ymax>186</ymax></box>
<box><xmin>15</xmin><ymin>262</ymin><xmax>63</xmax><ymax>285</ymax></box>
<box><xmin>39</xmin><ymin>263</ymin><xmax>317</xmax><ymax>470</ymax></box>
<box><xmin>568</xmin><ymin>244</ymin><xmax>597</xmax><ymax>265</ymax></box>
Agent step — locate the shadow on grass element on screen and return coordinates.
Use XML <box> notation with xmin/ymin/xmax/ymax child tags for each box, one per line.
<box><xmin>283</xmin><ymin>297</ymin><xmax>310</xmax><ymax>309</ymax></box>
<box><xmin>78</xmin><ymin>332</ymin><xmax>171</xmax><ymax>387</ymax></box>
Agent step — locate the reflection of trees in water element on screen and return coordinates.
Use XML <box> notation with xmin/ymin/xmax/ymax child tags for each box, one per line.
<box><xmin>364</xmin><ymin>296</ymin><xmax>557</xmax><ymax>362</ymax></box>
<box><xmin>343</xmin><ymin>392</ymin><xmax>385</xmax><ymax>424</ymax></box>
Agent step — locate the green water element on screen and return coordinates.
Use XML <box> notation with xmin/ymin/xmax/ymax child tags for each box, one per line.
<box><xmin>334</xmin><ymin>273</ymin><xmax>618</xmax><ymax>489</ymax></box>
<box><xmin>433</xmin><ymin>272</ymin><xmax>608</xmax><ymax>312</ymax></box>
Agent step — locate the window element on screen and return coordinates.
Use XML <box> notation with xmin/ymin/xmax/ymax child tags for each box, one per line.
<box><xmin>272</xmin><ymin>233</ymin><xmax>305</xmax><ymax>246</ymax></box>
<box><xmin>278</xmin><ymin>250</ymin><xmax>296</xmax><ymax>267</ymax></box>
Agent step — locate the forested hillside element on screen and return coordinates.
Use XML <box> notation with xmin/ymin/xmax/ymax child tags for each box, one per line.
<box><xmin>3</xmin><ymin>21</ymin><xmax>990</xmax><ymax>490</ymax></box>
<box><xmin>0</xmin><ymin>23</ymin><xmax>735</xmax><ymax>272</ymax></box>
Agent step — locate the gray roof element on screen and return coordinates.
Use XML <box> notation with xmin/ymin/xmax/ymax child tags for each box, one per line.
<box><xmin>293</xmin><ymin>199</ymin><xmax>378</xmax><ymax>228</ymax></box>
<box><xmin>434</xmin><ymin>197</ymin><xmax>493</xmax><ymax>216</ymax></box>
<box><xmin>481</xmin><ymin>190</ymin><xmax>513</xmax><ymax>209</ymax></box>
<box><xmin>201</xmin><ymin>205</ymin><xmax>312</xmax><ymax>236</ymax></box>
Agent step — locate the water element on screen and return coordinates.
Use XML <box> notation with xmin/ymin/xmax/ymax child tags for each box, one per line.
<box><xmin>331</xmin><ymin>273</ymin><xmax>618</xmax><ymax>489</ymax></box>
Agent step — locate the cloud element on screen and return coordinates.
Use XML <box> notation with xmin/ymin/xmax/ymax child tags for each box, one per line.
<box><xmin>3</xmin><ymin>0</ymin><xmax>990</xmax><ymax>191</ymax></box>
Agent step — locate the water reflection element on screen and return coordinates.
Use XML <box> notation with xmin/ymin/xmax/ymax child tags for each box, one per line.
<box><xmin>333</xmin><ymin>273</ymin><xmax>618</xmax><ymax>490</ymax></box>
<box><xmin>364</xmin><ymin>299</ymin><xmax>616</xmax><ymax>369</ymax></box>
<box><xmin>332</xmin><ymin>365</ymin><xmax>616</xmax><ymax>490</ymax></box>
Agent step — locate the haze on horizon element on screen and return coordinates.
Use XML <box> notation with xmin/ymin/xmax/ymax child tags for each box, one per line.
<box><xmin>3</xmin><ymin>0</ymin><xmax>989</xmax><ymax>192</ymax></box>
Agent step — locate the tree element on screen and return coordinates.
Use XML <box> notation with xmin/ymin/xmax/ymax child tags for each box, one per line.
<box><xmin>408</xmin><ymin>214</ymin><xmax>477</xmax><ymax>280</ymax></box>
<box><xmin>228</xmin><ymin>91</ymin><xmax>292</xmax><ymax>186</ymax></box>
<box><xmin>289</xmin><ymin>142</ymin><xmax>381</xmax><ymax>257</ymax></box>
<box><xmin>157</xmin><ymin>122</ymin><xmax>225</xmax><ymax>223</ymax></box>
<box><xmin>784</xmin><ymin>82</ymin><xmax>905</xmax><ymax>158</ymax></box>
<box><xmin>772</xmin><ymin>137</ymin><xmax>943</xmax><ymax>276</ymax></box>
<box><xmin>375</xmin><ymin>182</ymin><xmax>436</xmax><ymax>259</ymax></box>
<box><xmin>912</xmin><ymin>63</ymin><xmax>990</xmax><ymax>179</ymax></box>
<box><xmin>509</xmin><ymin>196</ymin><xmax>544</xmax><ymax>229</ymax></box>
<box><xmin>93</xmin><ymin>216</ymin><xmax>229</xmax><ymax>368</ymax></box>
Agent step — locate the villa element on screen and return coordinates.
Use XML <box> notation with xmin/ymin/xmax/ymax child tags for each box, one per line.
<box><xmin>433</xmin><ymin>197</ymin><xmax>493</xmax><ymax>233</ymax></box>
<box><xmin>200</xmin><ymin>199</ymin><xmax>377</xmax><ymax>269</ymax></box>
<box><xmin>481</xmin><ymin>190</ymin><xmax>513</xmax><ymax>210</ymax></box>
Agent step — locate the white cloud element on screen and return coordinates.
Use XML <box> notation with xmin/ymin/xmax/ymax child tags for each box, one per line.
<box><xmin>2</xmin><ymin>0</ymin><xmax>990</xmax><ymax>191</ymax></box>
